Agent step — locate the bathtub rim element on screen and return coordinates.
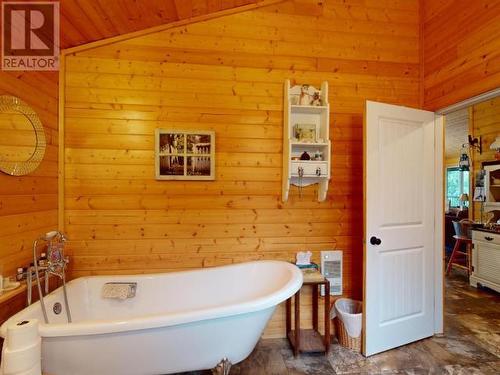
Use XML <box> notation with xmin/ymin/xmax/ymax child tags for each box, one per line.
<box><xmin>1</xmin><ymin>260</ymin><xmax>303</xmax><ymax>338</ymax></box>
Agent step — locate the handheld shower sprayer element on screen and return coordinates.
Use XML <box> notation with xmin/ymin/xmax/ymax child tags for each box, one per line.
<box><xmin>41</xmin><ymin>230</ymin><xmax>67</xmax><ymax>242</ymax></box>
<box><xmin>43</xmin><ymin>231</ymin><xmax>58</xmax><ymax>240</ymax></box>
<box><xmin>33</xmin><ymin>230</ymin><xmax>72</xmax><ymax>324</ymax></box>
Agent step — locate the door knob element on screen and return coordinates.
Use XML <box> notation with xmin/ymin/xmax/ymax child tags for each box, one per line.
<box><xmin>370</xmin><ymin>236</ymin><xmax>382</xmax><ymax>245</ymax></box>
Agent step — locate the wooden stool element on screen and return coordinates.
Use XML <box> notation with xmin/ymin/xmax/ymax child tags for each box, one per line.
<box><xmin>446</xmin><ymin>235</ymin><xmax>472</xmax><ymax>276</ymax></box>
<box><xmin>285</xmin><ymin>272</ymin><xmax>330</xmax><ymax>357</ymax></box>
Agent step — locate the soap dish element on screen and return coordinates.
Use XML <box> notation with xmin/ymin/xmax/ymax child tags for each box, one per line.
<box><xmin>2</xmin><ymin>281</ymin><xmax>20</xmax><ymax>292</ymax></box>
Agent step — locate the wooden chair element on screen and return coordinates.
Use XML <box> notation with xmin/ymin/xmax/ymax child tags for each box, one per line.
<box><xmin>445</xmin><ymin>220</ymin><xmax>473</xmax><ymax>277</ymax></box>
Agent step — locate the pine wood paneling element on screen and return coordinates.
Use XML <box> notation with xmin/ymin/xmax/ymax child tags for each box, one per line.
<box><xmin>471</xmin><ymin>97</ymin><xmax>500</xmax><ymax>222</ymax></box>
<box><xmin>422</xmin><ymin>0</ymin><xmax>500</xmax><ymax>110</ymax></box>
<box><xmin>24</xmin><ymin>0</ymin><xmax>270</xmax><ymax>49</ymax></box>
<box><xmin>0</xmin><ymin>0</ymin><xmax>494</xmax><ymax>337</ymax></box>
<box><xmin>63</xmin><ymin>0</ymin><xmax>420</xmax><ymax>337</ymax></box>
<box><xmin>0</xmin><ymin>71</ymin><xmax>59</xmax><ymax>277</ymax></box>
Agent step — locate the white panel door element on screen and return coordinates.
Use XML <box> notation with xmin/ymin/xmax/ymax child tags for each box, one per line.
<box><xmin>364</xmin><ymin>101</ymin><xmax>435</xmax><ymax>356</ymax></box>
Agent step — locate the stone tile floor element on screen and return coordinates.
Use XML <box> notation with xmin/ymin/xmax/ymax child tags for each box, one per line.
<box><xmin>182</xmin><ymin>270</ymin><xmax>499</xmax><ymax>374</ymax></box>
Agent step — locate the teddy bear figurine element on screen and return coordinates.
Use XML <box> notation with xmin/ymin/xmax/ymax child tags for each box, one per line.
<box><xmin>310</xmin><ymin>91</ymin><xmax>322</xmax><ymax>106</ymax></box>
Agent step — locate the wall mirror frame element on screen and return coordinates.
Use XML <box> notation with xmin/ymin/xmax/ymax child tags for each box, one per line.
<box><xmin>0</xmin><ymin>95</ymin><xmax>46</xmax><ymax>176</ymax></box>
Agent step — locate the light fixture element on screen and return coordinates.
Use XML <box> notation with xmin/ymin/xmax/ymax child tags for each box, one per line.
<box><xmin>458</xmin><ymin>135</ymin><xmax>482</xmax><ymax>171</ymax></box>
<box><xmin>490</xmin><ymin>136</ymin><xmax>500</xmax><ymax>160</ymax></box>
<box><xmin>459</xmin><ymin>144</ymin><xmax>470</xmax><ymax>171</ymax></box>
<box><xmin>459</xmin><ymin>193</ymin><xmax>469</xmax><ymax>210</ymax></box>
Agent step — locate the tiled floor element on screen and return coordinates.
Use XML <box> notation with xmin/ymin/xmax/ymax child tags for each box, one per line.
<box><xmin>184</xmin><ymin>271</ymin><xmax>500</xmax><ymax>374</ymax></box>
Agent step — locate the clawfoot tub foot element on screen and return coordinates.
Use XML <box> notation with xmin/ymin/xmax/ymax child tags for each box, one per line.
<box><xmin>212</xmin><ymin>357</ymin><xmax>232</xmax><ymax>375</ymax></box>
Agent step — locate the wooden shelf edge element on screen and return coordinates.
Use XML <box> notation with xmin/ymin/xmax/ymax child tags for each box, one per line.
<box><xmin>290</xmin><ymin>142</ymin><xmax>330</xmax><ymax>147</ymax></box>
<box><xmin>290</xmin><ymin>105</ymin><xmax>329</xmax><ymax>114</ymax></box>
<box><xmin>0</xmin><ymin>283</ymin><xmax>27</xmax><ymax>305</ymax></box>
<box><xmin>0</xmin><ymin>275</ymin><xmax>56</xmax><ymax>305</ymax></box>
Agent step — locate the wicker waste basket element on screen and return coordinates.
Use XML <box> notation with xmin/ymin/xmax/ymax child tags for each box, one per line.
<box><xmin>331</xmin><ymin>298</ymin><xmax>362</xmax><ymax>352</ymax></box>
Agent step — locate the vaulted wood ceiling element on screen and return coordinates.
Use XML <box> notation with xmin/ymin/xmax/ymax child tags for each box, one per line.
<box><xmin>59</xmin><ymin>0</ymin><xmax>266</xmax><ymax>49</ymax></box>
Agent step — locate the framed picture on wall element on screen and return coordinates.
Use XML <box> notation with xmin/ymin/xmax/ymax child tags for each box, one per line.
<box><xmin>293</xmin><ymin>123</ymin><xmax>317</xmax><ymax>143</ymax></box>
<box><xmin>155</xmin><ymin>129</ymin><xmax>215</xmax><ymax>180</ymax></box>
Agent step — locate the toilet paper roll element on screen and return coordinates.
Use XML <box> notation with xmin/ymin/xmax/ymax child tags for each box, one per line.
<box><xmin>6</xmin><ymin>320</ymin><xmax>39</xmax><ymax>351</ymax></box>
<box><xmin>2</xmin><ymin>339</ymin><xmax>41</xmax><ymax>375</ymax></box>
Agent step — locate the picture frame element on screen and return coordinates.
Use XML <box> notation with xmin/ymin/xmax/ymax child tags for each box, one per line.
<box><xmin>155</xmin><ymin>129</ymin><xmax>215</xmax><ymax>180</ymax></box>
<box><xmin>293</xmin><ymin>123</ymin><xmax>317</xmax><ymax>143</ymax></box>
<box><xmin>473</xmin><ymin>187</ymin><xmax>486</xmax><ymax>202</ymax></box>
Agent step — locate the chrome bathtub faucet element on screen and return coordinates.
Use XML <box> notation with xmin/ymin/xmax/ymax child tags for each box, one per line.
<box><xmin>31</xmin><ymin>230</ymin><xmax>72</xmax><ymax>323</ymax></box>
<box><xmin>37</xmin><ymin>231</ymin><xmax>70</xmax><ymax>280</ymax></box>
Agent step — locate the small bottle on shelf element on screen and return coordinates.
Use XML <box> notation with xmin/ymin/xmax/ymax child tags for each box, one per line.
<box><xmin>39</xmin><ymin>252</ymin><xmax>48</xmax><ymax>268</ymax></box>
<box><xmin>16</xmin><ymin>267</ymin><xmax>24</xmax><ymax>281</ymax></box>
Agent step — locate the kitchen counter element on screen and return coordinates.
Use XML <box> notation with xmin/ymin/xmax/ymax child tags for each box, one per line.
<box><xmin>473</xmin><ymin>227</ymin><xmax>500</xmax><ymax>235</ymax></box>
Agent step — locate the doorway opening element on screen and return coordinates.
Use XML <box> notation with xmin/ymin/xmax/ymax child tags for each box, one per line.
<box><xmin>442</xmin><ymin>94</ymin><xmax>500</xmax><ymax>350</ymax></box>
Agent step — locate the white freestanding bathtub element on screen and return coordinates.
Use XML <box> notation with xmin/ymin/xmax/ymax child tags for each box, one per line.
<box><xmin>1</xmin><ymin>261</ymin><xmax>302</xmax><ymax>375</ymax></box>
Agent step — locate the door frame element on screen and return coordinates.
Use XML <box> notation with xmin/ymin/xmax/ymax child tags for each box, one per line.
<box><xmin>433</xmin><ymin>87</ymin><xmax>500</xmax><ymax>335</ymax></box>
<box><xmin>434</xmin><ymin>115</ymin><xmax>444</xmax><ymax>335</ymax></box>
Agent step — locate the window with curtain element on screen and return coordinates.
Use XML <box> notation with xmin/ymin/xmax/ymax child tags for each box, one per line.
<box><xmin>446</xmin><ymin>167</ymin><xmax>469</xmax><ymax>208</ymax></box>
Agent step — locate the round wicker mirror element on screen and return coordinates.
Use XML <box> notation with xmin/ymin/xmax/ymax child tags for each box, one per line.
<box><xmin>0</xmin><ymin>95</ymin><xmax>46</xmax><ymax>176</ymax></box>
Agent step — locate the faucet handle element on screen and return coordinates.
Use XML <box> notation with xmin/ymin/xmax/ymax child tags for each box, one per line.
<box><xmin>49</xmin><ymin>247</ymin><xmax>62</xmax><ymax>263</ymax></box>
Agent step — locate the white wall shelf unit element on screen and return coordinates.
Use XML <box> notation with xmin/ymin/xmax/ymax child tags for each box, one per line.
<box><xmin>282</xmin><ymin>80</ymin><xmax>331</xmax><ymax>202</ymax></box>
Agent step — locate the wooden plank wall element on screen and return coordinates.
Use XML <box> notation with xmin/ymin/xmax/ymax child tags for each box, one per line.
<box><xmin>58</xmin><ymin>0</ymin><xmax>269</xmax><ymax>49</ymax></box>
<box><xmin>471</xmin><ymin>96</ymin><xmax>500</xmax><ymax>222</ymax></box>
<box><xmin>422</xmin><ymin>0</ymin><xmax>500</xmax><ymax>111</ymax></box>
<box><xmin>0</xmin><ymin>71</ymin><xmax>59</xmax><ymax>277</ymax></box>
<box><xmin>62</xmin><ymin>0</ymin><xmax>420</xmax><ymax>337</ymax></box>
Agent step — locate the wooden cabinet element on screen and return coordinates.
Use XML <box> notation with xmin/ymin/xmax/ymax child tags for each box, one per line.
<box><xmin>470</xmin><ymin>230</ymin><xmax>500</xmax><ymax>292</ymax></box>
<box><xmin>484</xmin><ymin>163</ymin><xmax>500</xmax><ymax>209</ymax></box>
<box><xmin>282</xmin><ymin>81</ymin><xmax>331</xmax><ymax>202</ymax></box>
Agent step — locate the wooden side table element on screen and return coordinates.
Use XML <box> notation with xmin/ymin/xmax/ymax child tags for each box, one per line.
<box><xmin>286</xmin><ymin>271</ymin><xmax>330</xmax><ymax>356</ymax></box>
